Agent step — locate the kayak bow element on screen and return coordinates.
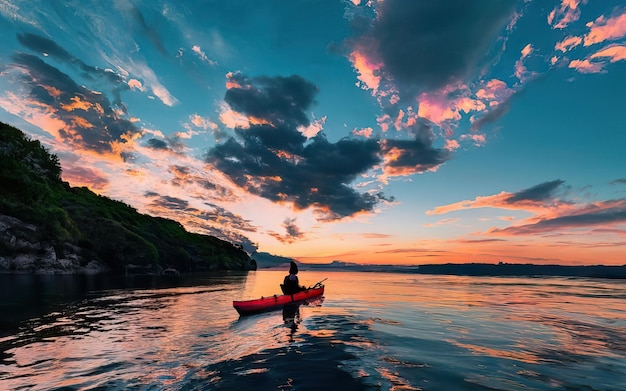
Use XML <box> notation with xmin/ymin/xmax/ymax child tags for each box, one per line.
<box><xmin>233</xmin><ymin>285</ymin><xmax>324</xmax><ymax>316</ymax></box>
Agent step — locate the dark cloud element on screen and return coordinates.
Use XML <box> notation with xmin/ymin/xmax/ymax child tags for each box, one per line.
<box><xmin>130</xmin><ymin>6</ymin><xmax>168</xmax><ymax>55</ymax></box>
<box><xmin>610</xmin><ymin>178</ymin><xmax>626</xmax><ymax>185</ymax></box>
<box><xmin>144</xmin><ymin>192</ymin><xmax>258</xmax><ymax>254</ymax></box>
<box><xmin>283</xmin><ymin>218</ymin><xmax>302</xmax><ymax>239</ymax></box>
<box><xmin>151</xmin><ymin>195</ymin><xmax>189</xmax><ymax>211</ymax></box>
<box><xmin>268</xmin><ymin>218</ymin><xmax>304</xmax><ymax>243</ymax></box>
<box><xmin>146</xmin><ymin>138</ymin><xmax>168</xmax><ymax>150</ymax></box>
<box><xmin>168</xmin><ymin>165</ymin><xmax>234</xmax><ymax>200</ymax></box>
<box><xmin>471</xmin><ymin>98</ymin><xmax>512</xmax><ymax>131</ymax></box>
<box><xmin>492</xmin><ymin>203</ymin><xmax>626</xmax><ymax>235</ymax></box>
<box><xmin>10</xmin><ymin>53</ymin><xmax>140</xmax><ymax>154</ymax></box>
<box><xmin>381</xmin><ymin>122</ymin><xmax>451</xmax><ymax>173</ymax></box>
<box><xmin>225</xmin><ymin>73</ymin><xmax>318</xmax><ymax>128</ymax></box>
<box><xmin>198</xmin><ymin>203</ymin><xmax>257</xmax><ymax>233</ymax></box>
<box><xmin>17</xmin><ymin>33</ymin><xmax>129</xmax><ymax>109</ymax></box>
<box><xmin>353</xmin><ymin>0</ymin><xmax>517</xmax><ymax>99</ymax></box>
<box><xmin>505</xmin><ymin>180</ymin><xmax>565</xmax><ymax>203</ymax></box>
<box><xmin>207</xmin><ymin>73</ymin><xmax>388</xmax><ymax>220</ymax></box>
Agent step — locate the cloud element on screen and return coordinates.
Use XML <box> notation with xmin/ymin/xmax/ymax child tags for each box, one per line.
<box><xmin>16</xmin><ymin>33</ymin><xmax>130</xmax><ymax>109</ymax></box>
<box><xmin>129</xmin><ymin>6</ymin><xmax>167</xmax><ymax>55</ymax></box>
<box><xmin>428</xmin><ymin>179</ymin><xmax>626</xmax><ymax>238</ymax></box>
<box><xmin>6</xmin><ymin>52</ymin><xmax>141</xmax><ymax>155</ymax></box>
<box><xmin>144</xmin><ymin>192</ymin><xmax>258</xmax><ymax>253</ymax></box>
<box><xmin>591</xmin><ymin>44</ymin><xmax>626</xmax><ymax>62</ymax></box>
<box><xmin>206</xmin><ymin>73</ymin><xmax>388</xmax><ymax>220</ymax></box>
<box><xmin>470</xmin><ymin>91</ymin><xmax>518</xmax><ymax>131</ymax></box>
<box><xmin>548</xmin><ymin>0</ymin><xmax>585</xmax><ymax>29</ymax></box>
<box><xmin>223</xmin><ymin>72</ymin><xmax>318</xmax><ymax>128</ymax></box>
<box><xmin>555</xmin><ymin>35</ymin><xmax>583</xmax><ymax>52</ymax></box>
<box><xmin>191</xmin><ymin>45</ymin><xmax>217</xmax><ymax>65</ymax></box>
<box><xmin>61</xmin><ymin>165</ymin><xmax>110</xmax><ymax>191</ymax></box>
<box><xmin>505</xmin><ymin>179</ymin><xmax>566</xmax><ymax>203</ymax></box>
<box><xmin>584</xmin><ymin>10</ymin><xmax>626</xmax><ymax>47</ymax></box>
<box><xmin>489</xmin><ymin>199</ymin><xmax>626</xmax><ymax>236</ymax></box>
<box><xmin>568</xmin><ymin>59</ymin><xmax>606</xmax><ymax>73</ymax></box>
<box><xmin>428</xmin><ymin>180</ymin><xmax>571</xmax><ymax>216</ymax></box>
<box><xmin>380</xmin><ymin>122</ymin><xmax>451</xmax><ymax>177</ymax></box>
<box><xmin>269</xmin><ymin>217</ymin><xmax>304</xmax><ymax>244</ymax></box>
<box><xmin>349</xmin><ymin>0</ymin><xmax>517</xmax><ymax>100</ymax></box>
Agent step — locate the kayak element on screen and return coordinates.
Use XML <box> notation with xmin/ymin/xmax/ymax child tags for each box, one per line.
<box><xmin>233</xmin><ymin>285</ymin><xmax>324</xmax><ymax>316</ymax></box>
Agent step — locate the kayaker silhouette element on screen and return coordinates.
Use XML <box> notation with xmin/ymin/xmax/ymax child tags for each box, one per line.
<box><xmin>281</xmin><ymin>261</ymin><xmax>305</xmax><ymax>294</ymax></box>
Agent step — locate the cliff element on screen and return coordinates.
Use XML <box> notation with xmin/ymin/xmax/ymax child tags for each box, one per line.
<box><xmin>0</xmin><ymin>121</ymin><xmax>256</xmax><ymax>274</ymax></box>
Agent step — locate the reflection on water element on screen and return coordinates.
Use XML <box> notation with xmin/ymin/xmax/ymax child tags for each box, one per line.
<box><xmin>1</xmin><ymin>270</ymin><xmax>625</xmax><ymax>390</ymax></box>
<box><xmin>283</xmin><ymin>303</ymin><xmax>301</xmax><ymax>342</ymax></box>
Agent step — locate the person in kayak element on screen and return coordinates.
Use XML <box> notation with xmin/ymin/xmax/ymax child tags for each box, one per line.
<box><xmin>281</xmin><ymin>261</ymin><xmax>305</xmax><ymax>294</ymax></box>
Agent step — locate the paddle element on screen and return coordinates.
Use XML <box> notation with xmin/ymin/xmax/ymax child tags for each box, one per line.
<box><xmin>308</xmin><ymin>278</ymin><xmax>327</xmax><ymax>289</ymax></box>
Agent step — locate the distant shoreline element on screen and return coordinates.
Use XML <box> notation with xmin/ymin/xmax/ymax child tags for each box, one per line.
<box><xmin>264</xmin><ymin>261</ymin><xmax>626</xmax><ymax>279</ymax></box>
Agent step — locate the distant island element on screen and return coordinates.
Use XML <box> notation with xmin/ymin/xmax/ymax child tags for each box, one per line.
<box><xmin>300</xmin><ymin>260</ymin><xmax>626</xmax><ymax>279</ymax></box>
<box><xmin>256</xmin><ymin>257</ymin><xmax>626</xmax><ymax>279</ymax></box>
<box><xmin>0</xmin><ymin>121</ymin><xmax>256</xmax><ymax>274</ymax></box>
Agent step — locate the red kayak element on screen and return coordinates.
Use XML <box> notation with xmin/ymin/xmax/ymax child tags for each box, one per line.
<box><xmin>233</xmin><ymin>285</ymin><xmax>325</xmax><ymax>316</ymax></box>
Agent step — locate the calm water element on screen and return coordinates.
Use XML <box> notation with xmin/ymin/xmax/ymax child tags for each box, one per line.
<box><xmin>1</xmin><ymin>270</ymin><xmax>625</xmax><ymax>390</ymax></box>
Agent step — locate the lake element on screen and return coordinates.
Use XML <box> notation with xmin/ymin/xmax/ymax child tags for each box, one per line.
<box><xmin>1</xmin><ymin>270</ymin><xmax>625</xmax><ymax>390</ymax></box>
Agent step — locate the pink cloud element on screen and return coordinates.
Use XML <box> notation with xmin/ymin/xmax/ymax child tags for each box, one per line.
<box><xmin>549</xmin><ymin>0</ymin><xmax>585</xmax><ymax>29</ymax></box>
<box><xmin>488</xmin><ymin>199</ymin><xmax>626</xmax><ymax>236</ymax></box>
<box><xmin>352</xmin><ymin>127</ymin><xmax>373</xmax><ymax>138</ymax></box>
<box><xmin>555</xmin><ymin>35</ymin><xmax>583</xmax><ymax>52</ymax></box>
<box><xmin>568</xmin><ymin>59</ymin><xmax>605</xmax><ymax>73</ymax></box>
<box><xmin>584</xmin><ymin>11</ymin><xmax>626</xmax><ymax>46</ymax></box>
<box><xmin>444</xmin><ymin>139</ymin><xmax>460</xmax><ymax>151</ymax></box>
<box><xmin>416</xmin><ymin>86</ymin><xmax>485</xmax><ymax>128</ymax></box>
<box><xmin>297</xmin><ymin>116</ymin><xmax>326</xmax><ymax>138</ymax></box>
<box><xmin>128</xmin><ymin>79</ymin><xmax>143</xmax><ymax>90</ymax></box>
<box><xmin>475</xmin><ymin>79</ymin><xmax>512</xmax><ymax>102</ymax></box>
<box><xmin>376</xmin><ymin>114</ymin><xmax>391</xmax><ymax>132</ymax></box>
<box><xmin>190</xmin><ymin>114</ymin><xmax>217</xmax><ymax>130</ymax></box>
<box><xmin>460</xmin><ymin>133</ymin><xmax>486</xmax><ymax>147</ymax></box>
<box><xmin>62</xmin><ymin>166</ymin><xmax>110</xmax><ymax>191</ymax></box>
<box><xmin>591</xmin><ymin>44</ymin><xmax>626</xmax><ymax>62</ymax></box>
<box><xmin>349</xmin><ymin>47</ymin><xmax>383</xmax><ymax>94</ymax></box>
<box><xmin>427</xmin><ymin>190</ymin><xmax>574</xmax><ymax>217</ymax></box>
<box><xmin>191</xmin><ymin>45</ymin><xmax>217</xmax><ymax>65</ymax></box>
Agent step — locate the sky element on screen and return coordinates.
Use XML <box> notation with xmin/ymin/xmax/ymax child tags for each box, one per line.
<box><xmin>1</xmin><ymin>0</ymin><xmax>625</xmax><ymax>266</ymax></box>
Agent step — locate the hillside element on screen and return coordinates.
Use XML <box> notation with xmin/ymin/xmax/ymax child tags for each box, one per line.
<box><xmin>0</xmin><ymin>121</ymin><xmax>256</xmax><ymax>274</ymax></box>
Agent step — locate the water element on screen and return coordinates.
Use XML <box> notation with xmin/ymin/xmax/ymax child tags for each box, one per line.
<box><xmin>1</xmin><ymin>270</ymin><xmax>625</xmax><ymax>390</ymax></box>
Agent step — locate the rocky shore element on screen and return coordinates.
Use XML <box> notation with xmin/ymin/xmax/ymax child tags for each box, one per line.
<box><xmin>0</xmin><ymin>214</ymin><xmax>109</xmax><ymax>274</ymax></box>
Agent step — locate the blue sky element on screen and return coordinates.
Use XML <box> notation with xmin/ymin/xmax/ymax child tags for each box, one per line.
<box><xmin>1</xmin><ymin>0</ymin><xmax>625</xmax><ymax>265</ymax></box>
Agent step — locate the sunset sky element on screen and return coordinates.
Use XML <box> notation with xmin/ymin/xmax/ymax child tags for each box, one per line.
<box><xmin>1</xmin><ymin>0</ymin><xmax>625</xmax><ymax>266</ymax></box>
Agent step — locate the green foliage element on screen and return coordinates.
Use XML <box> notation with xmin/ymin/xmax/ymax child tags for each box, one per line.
<box><xmin>0</xmin><ymin>121</ymin><xmax>255</xmax><ymax>273</ymax></box>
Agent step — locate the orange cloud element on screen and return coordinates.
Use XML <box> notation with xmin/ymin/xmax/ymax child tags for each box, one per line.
<box><xmin>555</xmin><ymin>35</ymin><xmax>583</xmax><ymax>52</ymax></box>
<box><xmin>297</xmin><ymin>116</ymin><xmax>326</xmax><ymax>138</ymax></box>
<box><xmin>349</xmin><ymin>46</ymin><xmax>383</xmax><ymax>93</ymax></box>
<box><xmin>128</xmin><ymin>79</ymin><xmax>143</xmax><ymax>90</ymax></box>
<box><xmin>459</xmin><ymin>133</ymin><xmax>486</xmax><ymax>147</ymax></box>
<box><xmin>352</xmin><ymin>127</ymin><xmax>373</xmax><ymax>138</ymax></box>
<box><xmin>417</xmin><ymin>86</ymin><xmax>486</xmax><ymax>129</ymax></box>
<box><xmin>61</xmin><ymin>166</ymin><xmax>109</xmax><ymax>191</ymax></box>
<box><xmin>584</xmin><ymin>11</ymin><xmax>626</xmax><ymax>46</ymax></box>
<box><xmin>590</xmin><ymin>44</ymin><xmax>626</xmax><ymax>62</ymax></box>
<box><xmin>190</xmin><ymin>113</ymin><xmax>217</xmax><ymax>130</ymax></box>
<box><xmin>521</xmin><ymin>43</ymin><xmax>533</xmax><ymax>58</ymax></box>
<box><xmin>60</xmin><ymin>96</ymin><xmax>94</xmax><ymax>112</ymax></box>
<box><xmin>568</xmin><ymin>59</ymin><xmax>605</xmax><ymax>73</ymax></box>
<box><xmin>548</xmin><ymin>0</ymin><xmax>584</xmax><ymax>29</ymax></box>
<box><xmin>427</xmin><ymin>190</ymin><xmax>574</xmax><ymax>217</ymax></box>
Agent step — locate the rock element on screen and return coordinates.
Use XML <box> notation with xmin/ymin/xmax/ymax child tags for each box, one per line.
<box><xmin>0</xmin><ymin>214</ymin><xmax>108</xmax><ymax>274</ymax></box>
